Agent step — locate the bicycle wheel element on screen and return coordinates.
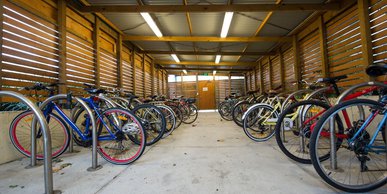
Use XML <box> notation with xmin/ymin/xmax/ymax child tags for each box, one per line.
<box><xmin>310</xmin><ymin>99</ymin><xmax>387</xmax><ymax>192</ymax></box>
<box><xmin>232</xmin><ymin>101</ymin><xmax>250</xmax><ymax>127</ymax></box>
<box><xmin>97</xmin><ymin>108</ymin><xmax>146</xmax><ymax>165</ymax></box>
<box><xmin>218</xmin><ymin>101</ymin><xmax>233</xmax><ymax>121</ymax></box>
<box><xmin>168</xmin><ymin>104</ymin><xmax>183</xmax><ymax>129</ymax></box>
<box><xmin>9</xmin><ymin>111</ymin><xmax>70</xmax><ymax>159</ymax></box>
<box><xmin>182</xmin><ymin>104</ymin><xmax>198</xmax><ymax>124</ymax></box>
<box><xmin>132</xmin><ymin>104</ymin><xmax>166</xmax><ymax>145</ymax></box>
<box><xmin>242</xmin><ymin>104</ymin><xmax>278</xmax><ymax>142</ymax></box>
<box><xmin>274</xmin><ymin>100</ymin><xmax>332</xmax><ymax>164</ymax></box>
<box><xmin>156</xmin><ymin>105</ymin><xmax>176</xmax><ymax>138</ymax></box>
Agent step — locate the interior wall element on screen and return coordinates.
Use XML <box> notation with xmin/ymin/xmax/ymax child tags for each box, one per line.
<box><xmin>246</xmin><ymin>0</ymin><xmax>386</xmax><ymax>93</ymax></box>
<box><xmin>0</xmin><ymin>0</ymin><xmax>168</xmax><ymax>101</ymax></box>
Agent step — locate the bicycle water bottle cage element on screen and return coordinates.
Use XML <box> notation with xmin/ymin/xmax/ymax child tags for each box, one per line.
<box><xmin>366</xmin><ymin>63</ymin><xmax>387</xmax><ymax>77</ymax></box>
<box><xmin>316</xmin><ymin>75</ymin><xmax>347</xmax><ymax>84</ymax></box>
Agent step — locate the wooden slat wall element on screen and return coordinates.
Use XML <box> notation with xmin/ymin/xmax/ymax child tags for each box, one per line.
<box><xmin>271</xmin><ymin>56</ymin><xmax>281</xmax><ymax>89</ymax></box>
<box><xmin>230</xmin><ymin>76</ymin><xmax>245</xmax><ymax>96</ymax></box>
<box><xmin>369</xmin><ymin>0</ymin><xmax>386</xmax><ymax>81</ymax></box>
<box><xmin>1</xmin><ymin>1</ymin><xmax>58</xmax><ymax>99</ymax></box>
<box><xmin>0</xmin><ymin>0</ymin><xmax>161</xmax><ymax>101</ymax></box>
<box><xmin>283</xmin><ymin>47</ymin><xmax>296</xmax><ymax>91</ymax></box>
<box><xmin>134</xmin><ymin>53</ymin><xmax>144</xmax><ymax>97</ymax></box>
<box><xmin>255</xmin><ymin>67</ymin><xmax>260</xmax><ymax>91</ymax></box>
<box><xmin>299</xmin><ymin>30</ymin><xmax>322</xmax><ymax>84</ymax></box>
<box><xmin>144</xmin><ymin>56</ymin><xmax>152</xmax><ymax>97</ymax></box>
<box><xmin>262</xmin><ymin>61</ymin><xmax>270</xmax><ymax>92</ymax></box>
<box><xmin>122</xmin><ymin>45</ymin><xmax>133</xmax><ymax>92</ymax></box>
<box><xmin>327</xmin><ymin>6</ymin><xmax>365</xmax><ymax>87</ymax></box>
<box><xmin>246</xmin><ymin>72</ymin><xmax>251</xmax><ymax>91</ymax></box>
<box><xmin>215</xmin><ymin>78</ymin><xmax>228</xmax><ymax>108</ymax></box>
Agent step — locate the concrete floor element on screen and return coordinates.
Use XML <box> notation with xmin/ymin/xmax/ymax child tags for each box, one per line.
<box><xmin>0</xmin><ymin>112</ymin><xmax>386</xmax><ymax>194</ymax></box>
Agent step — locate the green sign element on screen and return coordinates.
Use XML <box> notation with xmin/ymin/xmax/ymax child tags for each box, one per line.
<box><xmin>203</xmin><ymin>73</ymin><xmax>208</xmax><ymax>76</ymax></box>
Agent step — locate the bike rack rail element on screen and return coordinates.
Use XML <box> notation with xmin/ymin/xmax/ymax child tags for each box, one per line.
<box><xmin>31</xmin><ymin>94</ymin><xmax>101</xmax><ymax>171</ymax></box>
<box><xmin>0</xmin><ymin>91</ymin><xmax>55</xmax><ymax>193</ymax></box>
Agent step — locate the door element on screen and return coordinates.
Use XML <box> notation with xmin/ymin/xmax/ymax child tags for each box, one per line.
<box><xmin>198</xmin><ymin>80</ymin><xmax>215</xmax><ymax>110</ymax></box>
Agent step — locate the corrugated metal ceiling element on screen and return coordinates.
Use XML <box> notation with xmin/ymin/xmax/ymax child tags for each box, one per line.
<box><xmin>86</xmin><ymin>0</ymin><xmax>324</xmax><ymax>71</ymax></box>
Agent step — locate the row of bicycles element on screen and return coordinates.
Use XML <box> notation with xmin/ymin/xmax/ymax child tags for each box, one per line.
<box><xmin>218</xmin><ymin>63</ymin><xmax>387</xmax><ymax>192</ymax></box>
<box><xmin>6</xmin><ymin>83</ymin><xmax>198</xmax><ymax>165</ymax></box>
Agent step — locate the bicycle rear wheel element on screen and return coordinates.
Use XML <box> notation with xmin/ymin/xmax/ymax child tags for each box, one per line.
<box><xmin>232</xmin><ymin>101</ymin><xmax>250</xmax><ymax>127</ymax></box>
<box><xmin>9</xmin><ymin>111</ymin><xmax>70</xmax><ymax>159</ymax></box>
<box><xmin>97</xmin><ymin>108</ymin><xmax>146</xmax><ymax>165</ymax></box>
<box><xmin>310</xmin><ymin>99</ymin><xmax>387</xmax><ymax>192</ymax></box>
<box><xmin>182</xmin><ymin>104</ymin><xmax>198</xmax><ymax>124</ymax></box>
<box><xmin>242</xmin><ymin>104</ymin><xmax>278</xmax><ymax>142</ymax></box>
<box><xmin>218</xmin><ymin>101</ymin><xmax>233</xmax><ymax>121</ymax></box>
<box><xmin>132</xmin><ymin>104</ymin><xmax>166</xmax><ymax>145</ymax></box>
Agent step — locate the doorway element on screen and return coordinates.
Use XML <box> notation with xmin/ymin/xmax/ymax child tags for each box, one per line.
<box><xmin>198</xmin><ymin>80</ymin><xmax>215</xmax><ymax>110</ymax></box>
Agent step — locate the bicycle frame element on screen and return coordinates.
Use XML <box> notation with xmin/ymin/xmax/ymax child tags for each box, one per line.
<box><xmin>42</xmin><ymin>97</ymin><xmax>119</xmax><ymax>142</ymax></box>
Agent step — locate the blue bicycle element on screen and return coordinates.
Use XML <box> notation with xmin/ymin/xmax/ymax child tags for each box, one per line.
<box><xmin>10</xmin><ymin>84</ymin><xmax>146</xmax><ymax>165</ymax></box>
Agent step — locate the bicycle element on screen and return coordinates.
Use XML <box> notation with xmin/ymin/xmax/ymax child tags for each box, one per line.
<box><xmin>10</xmin><ymin>84</ymin><xmax>147</xmax><ymax>165</ymax></box>
<box><xmin>309</xmin><ymin>63</ymin><xmax>387</xmax><ymax>192</ymax></box>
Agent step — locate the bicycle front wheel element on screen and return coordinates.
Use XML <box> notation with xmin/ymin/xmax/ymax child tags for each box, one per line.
<box><xmin>310</xmin><ymin>99</ymin><xmax>387</xmax><ymax>192</ymax></box>
<box><xmin>97</xmin><ymin>108</ymin><xmax>146</xmax><ymax>165</ymax></box>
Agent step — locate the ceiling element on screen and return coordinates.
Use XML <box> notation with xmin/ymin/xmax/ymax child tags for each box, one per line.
<box><xmin>77</xmin><ymin>0</ymin><xmax>336</xmax><ymax>73</ymax></box>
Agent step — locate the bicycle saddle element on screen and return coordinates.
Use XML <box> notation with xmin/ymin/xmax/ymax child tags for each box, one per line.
<box><xmin>125</xmin><ymin>93</ymin><xmax>139</xmax><ymax>99</ymax></box>
<box><xmin>84</xmin><ymin>88</ymin><xmax>106</xmax><ymax>94</ymax></box>
<box><xmin>366</xmin><ymin>63</ymin><xmax>387</xmax><ymax>77</ymax></box>
<box><xmin>317</xmin><ymin>75</ymin><xmax>347</xmax><ymax>84</ymax></box>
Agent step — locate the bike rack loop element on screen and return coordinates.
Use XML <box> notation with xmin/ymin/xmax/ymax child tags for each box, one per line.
<box><xmin>281</xmin><ymin>89</ymin><xmax>311</xmax><ymax>111</ymax></box>
<box><xmin>31</xmin><ymin>94</ymin><xmax>101</xmax><ymax>171</ymax></box>
<box><xmin>0</xmin><ymin>91</ymin><xmax>55</xmax><ymax>194</ymax></box>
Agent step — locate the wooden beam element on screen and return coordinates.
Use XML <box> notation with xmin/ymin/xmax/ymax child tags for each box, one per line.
<box><xmin>117</xmin><ymin>34</ymin><xmax>123</xmax><ymax>88</ymax></box>
<box><xmin>156</xmin><ymin>61</ymin><xmax>256</xmax><ymax>66</ymax></box>
<box><xmin>80</xmin><ymin>3</ymin><xmax>342</xmax><ymax>13</ymax></box>
<box><xmin>259</xmin><ymin>62</ymin><xmax>264</xmax><ymax>94</ymax></box>
<box><xmin>161</xmin><ymin>67</ymin><xmax>251</xmax><ymax>72</ymax></box>
<box><xmin>57</xmin><ymin>0</ymin><xmax>67</xmax><ymax>93</ymax></box>
<box><xmin>318</xmin><ymin>16</ymin><xmax>329</xmax><ymax>78</ymax></box>
<box><xmin>151</xmin><ymin>61</ymin><xmax>155</xmax><ymax>95</ymax></box>
<box><xmin>124</xmin><ymin>36</ymin><xmax>292</xmax><ymax>42</ymax></box>
<box><xmin>94</xmin><ymin>17</ymin><xmax>101</xmax><ymax>87</ymax></box>
<box><xmin>142</xmin><ymin>53</ymin><xmax>146</xmax><ymax>98</ymax></box>
<box><xmin>278</xmin><ymin>50</ymin><xmax>285</xmax><ymax>91</ymax></box>
<box><xmin>140</xmin><ymin>50</ymin><xmax>276</xmax><ymax>56</ymax></box>
<box><xmin>358</xmin><ymin>0</ymin><xmax>372</xmax><ymax>82</ymax></box>
<box><xmin>268</xmin><ymin>57</ymin><xmax>272</xmax><ymax>90</ymax></box>
<box><xmin>132</xmin><ymin>48</ymin><xmax>136</xmax><ymax>93</ymax></box>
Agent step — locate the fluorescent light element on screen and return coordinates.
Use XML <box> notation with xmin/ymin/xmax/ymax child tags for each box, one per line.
<box><xmin>220</xmin><ymin>12</ymin><xmax>234</xmax><ymax>38</ymax></box>
<box><xmin>171</xmin><ymin>54</ymin><xmax>180</xmax><ymax>63</ymax></box>
<box><xmin>182</xmin><ymin>69</ymin><xmax>187</xmax><ymax>74</ymax></box>
<box><xmin>213</xmin><ymin>70</ymin><xmax>217</xmax><ymax>75</ymax></box>
<box><xmin>140</xmin><ymin>12</ymin><xmax>163</xmax><ymax>37</ymax></box>
<box><xmin>215</xmin><ymin>55</ymin><xmax>221</xmax><ymax>64</ymax></box>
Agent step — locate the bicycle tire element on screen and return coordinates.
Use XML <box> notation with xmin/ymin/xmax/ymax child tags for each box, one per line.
<box><xmin>242</xmin><ymin>104</ymin><xmax>278</xmax><ymax>142</ymax></box>
<box><xmin>97</xmin><ymin>108</ymin><xmax>146</xmax><ymax>164</ymax></box>
<box><xmin>132</xmin><ymin>104</ymin><xmax>166</xmax><ymax>145</ymax></box>
<box><xmin>310</xmin><ymin>99</ymin><xmax>387</xmax><ymax>192</ymax></box>
<box><xmin>232</xmin><ymin>101</ymin><xmax>250</xmax><ymax>127</ymax></box>
<box><xmin>218</xmin><ymin>101</ymin><xmax>233</xmax><ymax>121</ymax></box>
<box><xmin>182</xmin><ymin>104</ymin><xmax>198</xmax><ymax>124</ymax></box>
<box><xmin>9</xmin><ymin>111</ymin><xmax>70</xmax><ymax>159</ymax></box>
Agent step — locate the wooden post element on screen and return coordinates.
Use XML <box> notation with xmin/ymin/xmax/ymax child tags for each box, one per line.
<box><xmin>142</xmin><ymin>53</ymin><xmax>146</xmax><ymax>98</ymax></box>
<box><xmin>117</xmin><ymin>34</ymin><xmax>123</xmax><ymax>89</ymax></box>
<box><xmin>259</xmin><ymin>61</ymin><xmax>264</xmax><ymax>94</ymax></box>
<box><xmin>293</xmin><ymin>35</ymin><xmax>301</xmax><ymax>90</ymax></box>
<box><xmin>132</xmin><ymin>48</ymin><xmax>136</xmax><ymax>94</ymax></box>
<box><xmin>155</xmin><ymin>67</ymin><xmax>159</xmax><ymax>95</ymax></box>
<box><xmin>279</xmin><ymin>50</ymin><xmax>285</xmax><ymax>91</ymax></box>
<box><xmin>58</xmin><ymin>0</ymin><xmax>67</xmax><ymax>93</ymax></box>
<box><xmin>228</xmin><ymin>73</ymin><xmax>231</xmax><ymax>95</ymax></box>
<box><xmin>196</xmin><ymin>73</ymin><xmax>199</xmax><ymax>105</ymax></box>
<box><xmin>94</xmin><ymin>17</ymin><xmax>101</xmax><ymax>87</ymax></box>
<box><xmin>318</xmin><ymin>16</ymin><xmax>329</xmax><ymax>78</ymax></box>
<box><xmin>244</xmin><ymin>73</ymin><xmax>248</xmax><ymax>93</ymax></box>
<box><xmin>150</xmin><ymin>60</ymin><xmax>155</xmax><ymax>95</ymax></box>
<box><xmin>358</xmin><ymin>0</ymin><xmax>372</xmax><ymax>81</ymax></box>
<box><xmin>180</xmin><ymin>72</ymin><xmax>184</xmax><ymax>96</ymax></box>
<box><xmin>268</xmin><ymin>57</ymin><xmax>272</xmax><ymax>90</ymax></box>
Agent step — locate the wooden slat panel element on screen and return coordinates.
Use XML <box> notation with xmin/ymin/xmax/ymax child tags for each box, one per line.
<box><xmin>271</xmin><ymin>56</ymin><xmax>281</xmax><ymax>89</ymax></box>
<box><xmin>369</xmin><ymin>0</ymin><xmax>387</xmax><ymax>67</ymax></box>
<box><xmin>283</xmin><ymin>47</ymin><xmax>295</xmax><ymax>91</ymax></box>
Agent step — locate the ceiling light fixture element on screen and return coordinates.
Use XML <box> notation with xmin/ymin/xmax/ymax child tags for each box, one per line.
<box><xmin>140</xmin><ymin>12</ymin><xmax>163</xmax><ymax>37</ymax></box>
<box><xmin>220</xmin><ymin>12</ymin><xmax>234</xmax><ymax>38</ymax></box>
<box><xmin>182</xmin><ymin>69</ymin><xmax>187</xmax><ymax>74</ymax></box>
<box><xmin>171</xmin><ymin>54</ymin><xmax>180</xmax><ymax>63</ymax></box>
<box><xmin>215</xmin><ymin>55</ymin><xmax>221</xmax><ymax>64</ymax></box>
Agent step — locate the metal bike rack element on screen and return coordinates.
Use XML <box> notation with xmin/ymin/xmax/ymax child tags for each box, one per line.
<box><xmin>305</xmin><ymin>87</ymin><xmax>330</xmax><ymax>101</ymax></box>
<box><xmin>31</xmin><ymin>94</ymin><xmax>101</xmax><ymax>171</ymax></box>
<box><xmin>0</xmin><ymin>91</ymin><xmax>55</xmax><ymax>194</ymax></box>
